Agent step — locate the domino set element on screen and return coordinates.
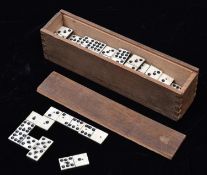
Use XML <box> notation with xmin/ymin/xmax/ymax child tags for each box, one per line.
<box><xmin>55</xmin><ymin>26</ymin><xmax>181</xmax><ymax>90</ymax></box>
<box><xmin>8</xmin><ymin>106</ymin><xmax>108</xmax><ymax>171</ymax></box>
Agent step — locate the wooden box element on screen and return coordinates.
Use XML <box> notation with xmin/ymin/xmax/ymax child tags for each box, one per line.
<box><xmin>40</xmin><ymin>9</ymin><xmax>199</xmax><ymax>121</ymax></box>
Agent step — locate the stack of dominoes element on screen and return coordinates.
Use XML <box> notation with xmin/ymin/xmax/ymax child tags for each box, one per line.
<box><xmin>8</xmin><ymin>106</ymin><xmax>108</xmax><ymax>168</ymax></box>
<box><xmin>55</xmin><ymin>26</ymin><xmax>182</xmax><ymax>90</ymax></box>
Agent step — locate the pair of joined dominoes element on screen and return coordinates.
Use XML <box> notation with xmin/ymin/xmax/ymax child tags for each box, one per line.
<box><xmin>55</xmin><ymin>27</ymin><xmax>106</xmax><ymax>54</ymax></box>
<box><xmin>8</xmin><ymin>120</ymin><xmax>53</xmax><ymax>161</ymax></box>
<box><xmin>137</xmin><ymin>63</ymin><xmax>181</xmax><ymax>89</ymax></box>
<box><xmin>70</xmin><ymin>35</ymin><xmax>106</xmax><ymax>53</ymax></box>
<box><xmin>59</xmin><ymin>153</ymin><xmax>89</xmax><ymax>171</ymax></box>
<box><xmin>44</xmin><ymin>107</ymin><xmax>108</xmax><ymax>144</ymax></box>
<box><xmin>55</xmin><ymin>26</ymin><xmax>182</xmax><ymax>90</ymax></box>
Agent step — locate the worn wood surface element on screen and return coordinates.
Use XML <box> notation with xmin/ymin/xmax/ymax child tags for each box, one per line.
<box><xmin>37</xmin><ymin>71</ymin><xmax>186</xmax><ymax>159</ymax></box>
<box><xmin>40</xmin><ymin>10</ymin><xmax>199</xmax><ymax>120</ymax></box>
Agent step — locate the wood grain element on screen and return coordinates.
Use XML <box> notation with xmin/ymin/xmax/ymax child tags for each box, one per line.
<box><xmin>37</xmin><ymin>71</ymin><xmax>186</xmax><ymax>159</ymax></box>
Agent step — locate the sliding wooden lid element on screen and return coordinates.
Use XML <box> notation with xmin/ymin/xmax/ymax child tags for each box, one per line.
<box><xmin>37</xmin><ymin>71</ymin><xmax>186</xmax><ymax>159</ymax></box>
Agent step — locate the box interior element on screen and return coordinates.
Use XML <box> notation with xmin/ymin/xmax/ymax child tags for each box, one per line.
<box><xmin>44</xmin><ymin>12</ymin><xmax>196</xmax><ymax>93</ymax></box>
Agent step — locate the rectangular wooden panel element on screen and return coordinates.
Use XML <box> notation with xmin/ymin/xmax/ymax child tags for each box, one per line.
<box><xmin>37</xmin><ymin>71</ymin><xmax>186</xmax><ymax>159</ymax></box>
<box><xmin>40</xmin><ymin>10</ymin><xmax>199</xmax><ymax>121</ymax></box>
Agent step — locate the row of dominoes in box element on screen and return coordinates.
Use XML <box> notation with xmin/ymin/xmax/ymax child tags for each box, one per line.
<box><xmin>55</xmin><ymin>26</ymin><xmax>181</xmax><ymax>90</ymax></box>
<box><xmin>8</xmin><ymin>107</ymin><xmax>108</xmax><ymax>160</ymax></box>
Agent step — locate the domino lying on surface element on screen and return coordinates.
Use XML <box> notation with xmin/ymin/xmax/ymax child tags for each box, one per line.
<box><xmin>55</xmin><ymin>25</ymin><xmax>181</xmax><ymax>90</ymax></box>
<box><xmin>59</xmin><ymin>153</ymin><xmax>89</xmax><ymax>171</ymax></box>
